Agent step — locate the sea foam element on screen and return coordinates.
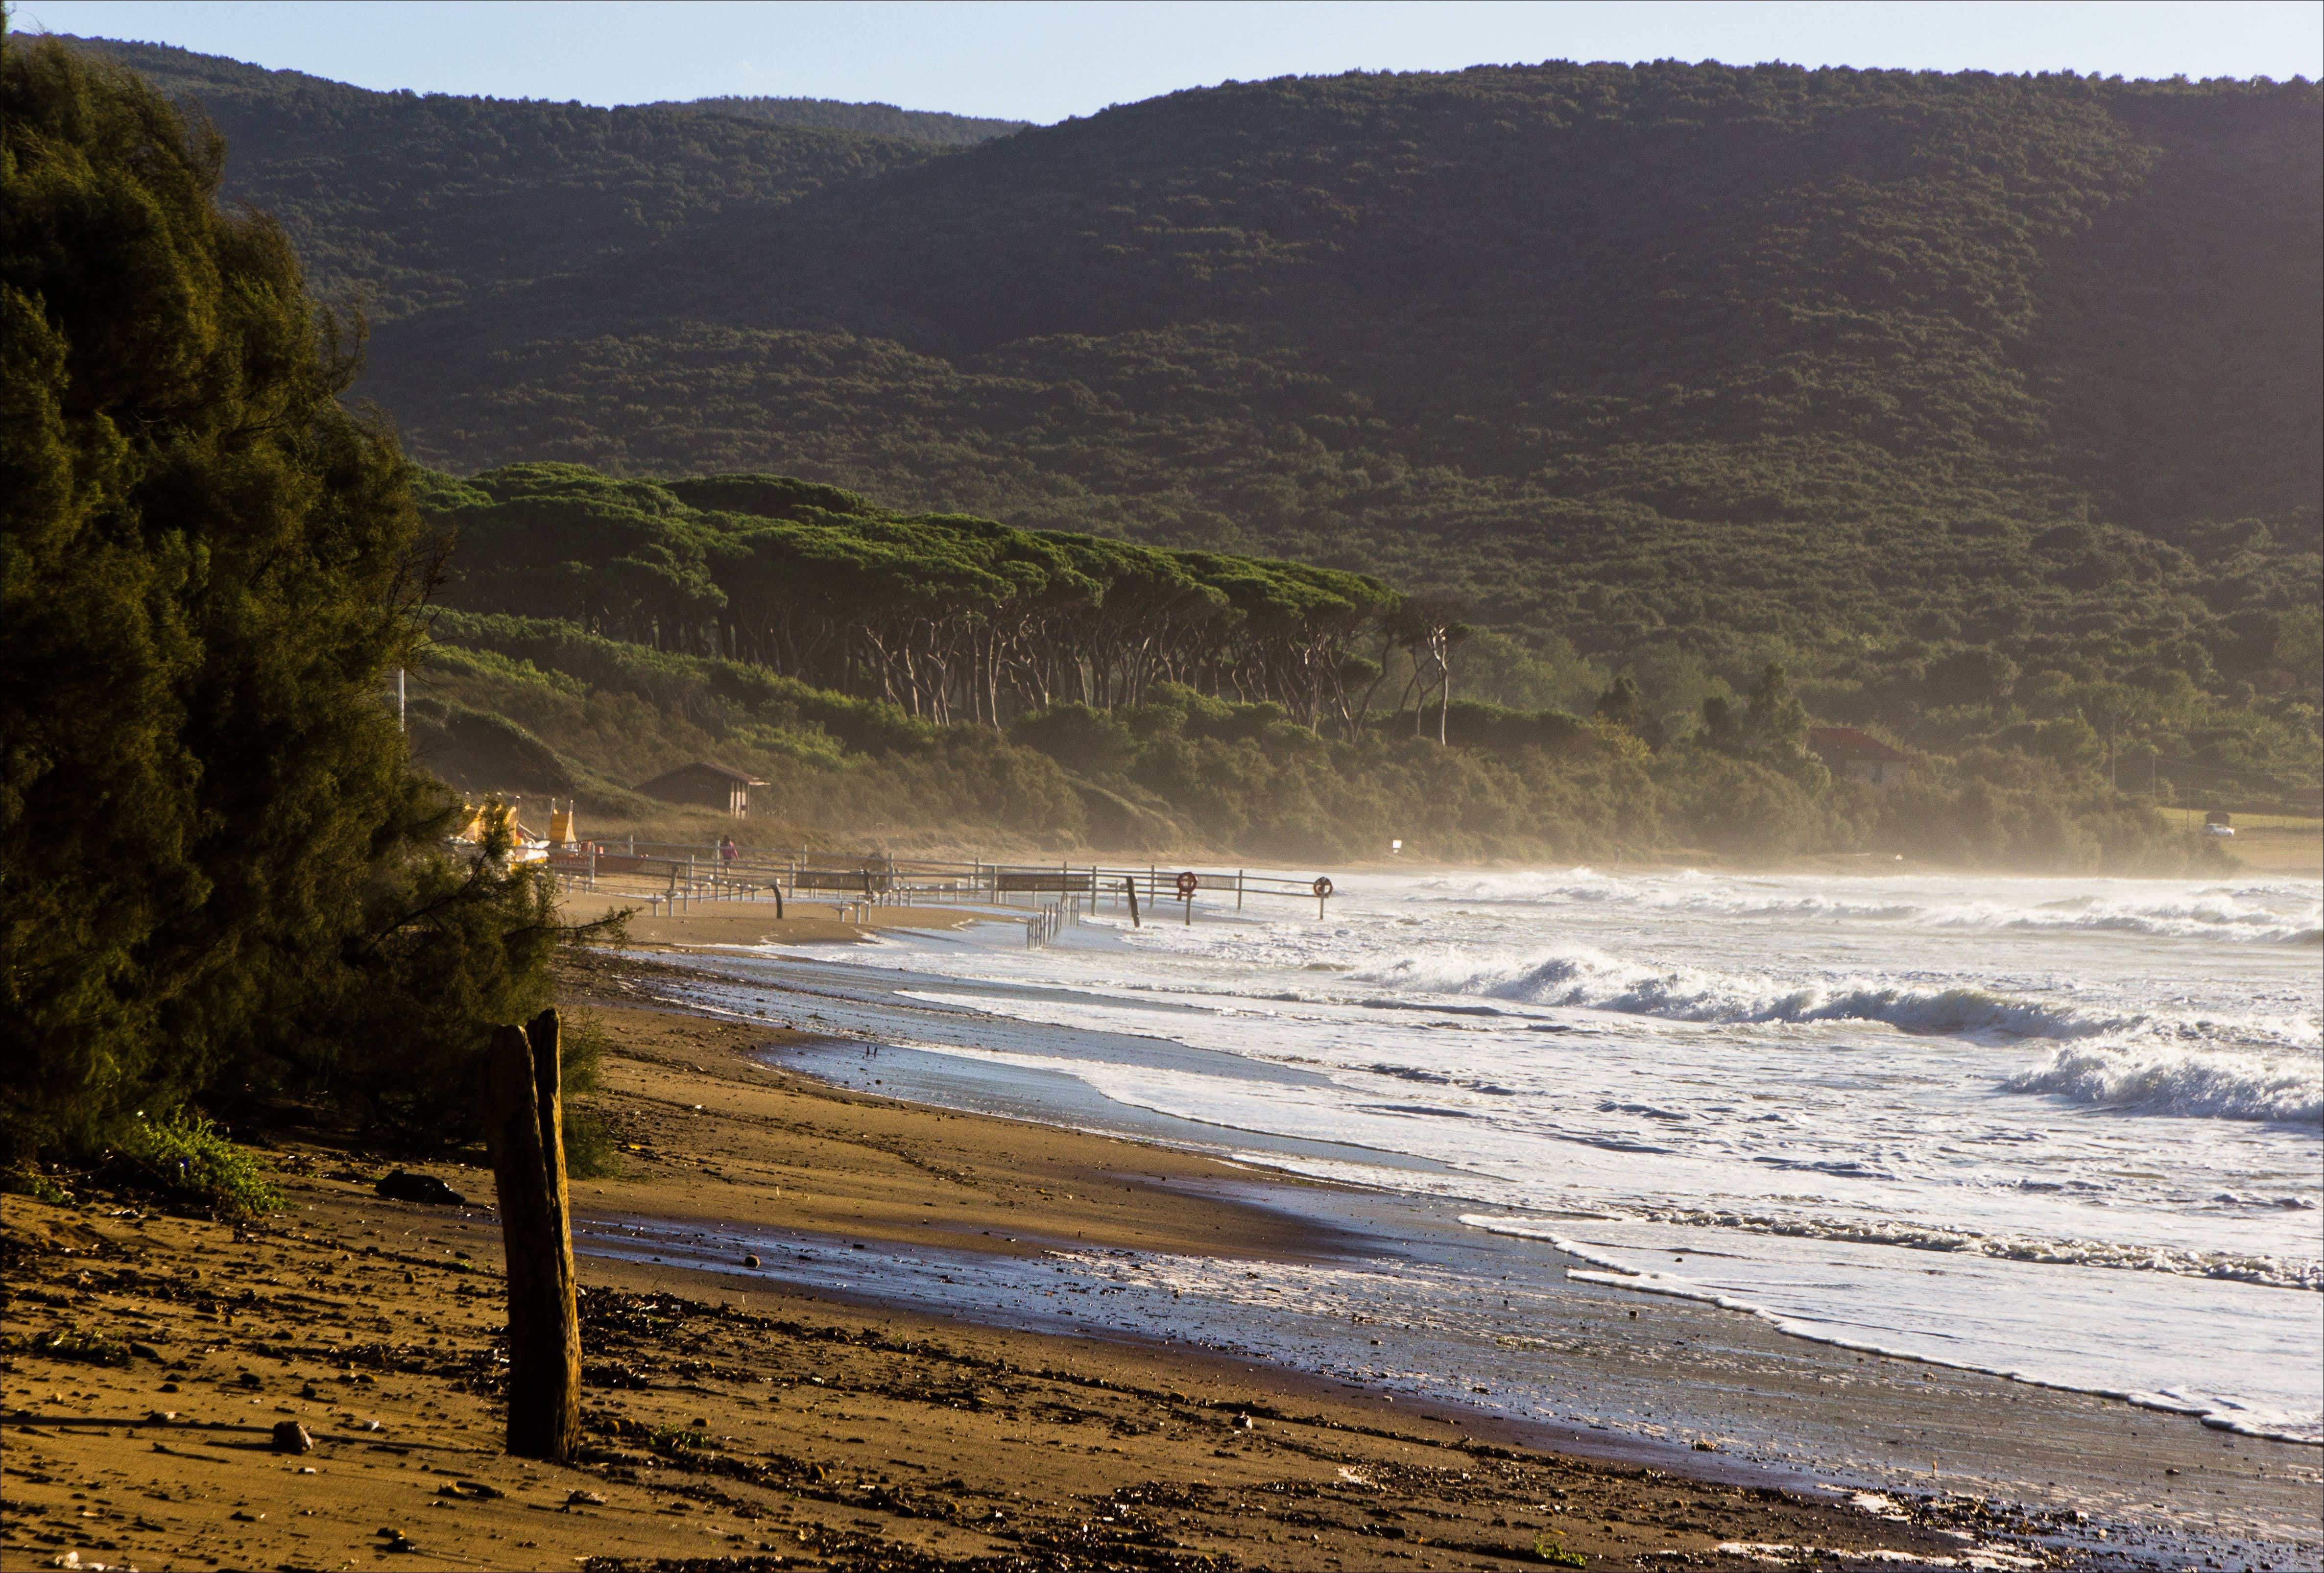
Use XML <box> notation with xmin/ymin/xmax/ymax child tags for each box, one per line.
<box><xmin>1356</xmin><ymin>944</ymin><xmax>2148</xmax><ymax>1040</ymax></box>
<box><xmin>2002</xmin><ymin>1043</ymin><xmax>2323</xmax><ymax>1125</ymax></box>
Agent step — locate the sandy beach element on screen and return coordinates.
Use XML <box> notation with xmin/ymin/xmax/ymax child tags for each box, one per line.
<box><xmin>4</xmin><ymin>946</ymin><xmax>2123</xmax><ymax>1573</ymax></box>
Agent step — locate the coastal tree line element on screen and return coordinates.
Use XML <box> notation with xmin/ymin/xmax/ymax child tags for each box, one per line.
<box><xmin>2</xmin><ymin>35</ymin><xmax>572</xmax><ymax>1170</ymax></box>
<box><xmin>422</xmin><ymin>465</ymin><xmax>1476</xmax><ymax>738</ymax></box>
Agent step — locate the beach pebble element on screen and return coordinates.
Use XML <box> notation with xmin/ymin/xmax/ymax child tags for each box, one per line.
<box><xmin>567</xmin><ymin>1489</ymin><xmax>607</xmax><ymax>1506</ymax></box>
<box><xmin>272</xmin><ymin>1420</ymin><xmax>314</xmax><ymax>1454</ymax></box>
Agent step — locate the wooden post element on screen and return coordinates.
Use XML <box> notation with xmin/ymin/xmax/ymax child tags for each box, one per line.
<box><xmin>1124</xmin><ymin>877</ymin><xmax>1140</xmax><ymax>928</ymax></box>
<box><xmin>484</xmin><ymin>1009</ymin><xmax>581</xmax><ymax>1461</ymax></box>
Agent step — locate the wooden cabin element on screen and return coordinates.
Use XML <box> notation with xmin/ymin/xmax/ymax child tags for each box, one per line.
<box><xmin>635</xmin><ymin>761</ymin><xmax>767</xmax><ymax>818</ymax></box>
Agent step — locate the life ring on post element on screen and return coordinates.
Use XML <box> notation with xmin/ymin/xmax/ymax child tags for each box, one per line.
<box><xmin>1175</xmin><ymin>871</ymin><xmax>1200</xmax><ymax>898</ymax></box>
<box><xmin>1313</xmin><ymin>876</ymin><xmax>1334</xmax><ymax>899</ymax></box>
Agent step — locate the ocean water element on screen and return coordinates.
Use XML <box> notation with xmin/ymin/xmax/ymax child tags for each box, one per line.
<box><xmin>713</xmin><ymin>868</ymin><xmax>2324</xmax><ymax>1447</ymax></box>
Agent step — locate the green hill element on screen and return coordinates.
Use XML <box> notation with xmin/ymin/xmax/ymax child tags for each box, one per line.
<box><xmin>657</xmin><ymin>95</ymin><xmax>1029</xmax><ymax>144</ymax></box>
<box><xmin>72</xmin><ymin>38</ymin><xmax>2322</xmax><ymax>805</ymax></box>
<box><xmin>60</xmin><ymin>36</ymin><xmax>944</xmax><ymax>324</ymax></box>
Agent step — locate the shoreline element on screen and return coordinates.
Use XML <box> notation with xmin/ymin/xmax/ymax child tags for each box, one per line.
<box><xmin>0</xmin><ymin>953</ymin><xmax>2072</xmax><ymax>1573</ymax></box>
<box><xmin>3</xmin><ymin>947</ymin><xmax>2314</xmax><ymax>1570</ymax></box>
<box><xmin>608</xmin><ymin>941</ymin><xmax>2323</xmax><ymax>1552</ymax></box>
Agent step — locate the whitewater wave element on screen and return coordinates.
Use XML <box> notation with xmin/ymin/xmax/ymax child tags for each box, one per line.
<box><xmin>1356</xmin><ymin>945</ymin><xmax>2150</xmax><ymax>1041</ymax></box>
<box><xmin>1402</xmin><ymin>872</ymin><xmax>2324</xmax><ymax>945</ymax></box>
<box><xmin>2002</xmin><ymin>1044</ymin><xmax>2324</xmax><ymax>1125</ymax></box>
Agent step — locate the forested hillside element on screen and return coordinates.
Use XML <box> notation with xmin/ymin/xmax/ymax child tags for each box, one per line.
<box><xmin>64</xmin><ymin>36</ymin><xmax>944</xmax><ymax>323</ymax></box>
<box><xmin>78</xmin><ymin>38</ymin><xmax>2323</xmax><ymax>810</ymax></box>
<box><xmin>402</xmin><ymin>463</ymin><xmax>2264</xmax><ymax>871</ymax></box>
<box><xmin>659</xmin><ymin>95</ymin><xmax>1028</xmax><ymax>143</ymax></box>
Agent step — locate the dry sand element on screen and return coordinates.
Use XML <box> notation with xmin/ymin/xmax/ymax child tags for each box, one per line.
<box><xmin>0</xmin><ymin>957</ymin><xmax>2076</xmax><ymax>1573</ymax></box>
<box><xmin>565</xmin><ymin>895</ymin><xmax>983</xmax><ymax>951</ymax></box>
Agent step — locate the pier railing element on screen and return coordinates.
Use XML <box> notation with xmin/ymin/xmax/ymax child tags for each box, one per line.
<box><xmin>544</xmin><ymin>842</ymin><xmax>1338</xmax><ymax>945</ymax></box>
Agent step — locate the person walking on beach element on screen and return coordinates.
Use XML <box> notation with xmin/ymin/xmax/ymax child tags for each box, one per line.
<box><xmin>719</xmin><ymin>834</ymin><xmax>738</xmax><ymax>866</ymax></box>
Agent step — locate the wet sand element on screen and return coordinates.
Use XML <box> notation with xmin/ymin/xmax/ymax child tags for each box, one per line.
<box><xmin>2</xmin><ymin>951</ymin><xmax>2312</xmax><ymax>1571</ymax></box>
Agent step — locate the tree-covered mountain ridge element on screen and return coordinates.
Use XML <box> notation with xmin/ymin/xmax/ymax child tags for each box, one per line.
<box><xmin>655</xmin><ymin>95</ymin><xmax>1029</xmax><ymax>143</ymax></box>
<box><xmin>77</xmin><ymin>38</ymin><xmax>2322</xmax><ymax>796</ymax></box>
<box><xmin>57</xmin><ymin>35</ymin><xmax>957</xmax><ymax>324</ymax></box>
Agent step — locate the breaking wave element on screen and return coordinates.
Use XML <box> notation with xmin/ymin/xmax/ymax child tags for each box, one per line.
<box><xmin>1356</xmin><ymin>945</ymin><xmax>2148</xmax><ymax>1041</ymax></box>
<box><xmin>1404</xmin><ymin>872</ymin><xmax>2324</xmax><ymax>945</ymax></box>
<box><xmin>2002</xmin><ymin>1044</ymin><xmax>2324</xmax><ymax>1125</ymax></box>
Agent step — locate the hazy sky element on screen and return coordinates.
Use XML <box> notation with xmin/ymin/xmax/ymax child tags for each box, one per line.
<box><xmin>14</xmin><ymin>0</ymin><xmax>2321</xmax><ymax>121</ymax></box>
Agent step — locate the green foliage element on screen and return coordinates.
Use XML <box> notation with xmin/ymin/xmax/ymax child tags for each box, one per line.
<box><xmin>0</xmin><ymin>1164</ymin><xmax>74</xmax><ymax>1206</ymax></box>
<box><xmin>322</xmin><ymin>62</ymin><xmax>2314</xmax><ymax>700</ymax></box>
<box><xmin>1533</xmin><ymin>1535</ymin><xmax>1588</xmax><ymax>1568</ymax></box>
<box><xmin>62</xmin><ymin>39</ymin><xmax>2323</xmax><ymax>812</ymax></box>
<box><xmin>559</xmin><ymin>1011</ymin><xmax>623</xmax><ymax>1181</ymax></box>
<box><xmin>1701</xmin><ymin>663</ymin><xmax>1830</xmax><ymax>792</ymax></box>
<box><xmin>292</xmin><ymin>804</ymin><xmax>579</xmax><ymax>1146</ymax></box>
<box><xmin>657</xmin><ymin>95</ymin><xmax>1028</xmax><ymax>145</ymax></box>
<box><xmin>408</xmin><ymin>460</ymin><xmax>2276</xmax><ymax>866</ymax></box>
<box><xmin>115</xmin><ymin>1112</ymin><xmax>282</xmax><ymax>1217</ymax></box>
<box><xmin>63</xmin><ymin>36</ymin><xmax>944</xmax><ymax>326</ymax></box>
<box><xmin>0</xmin><ymin>35</ymin><xmax>580</xmax><ymax>1162</ymax></box>
<box><xmin>418</xmin><ymin>465</ymin><xmax>1403</xmax><ymax>731</ymax></box>
<box><xmin>651</xmin><ymin>1425</ymin><xmax>713</xmax><ymax>1454</ymax></box>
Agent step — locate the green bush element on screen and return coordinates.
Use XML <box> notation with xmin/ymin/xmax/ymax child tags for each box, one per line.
<box><xmin>118</xmin><ymin>1113</ymin><xmax>281</xmax><ymax>1218</ymax></box>
<box><xmin>560</xmin><ymin>1011</ymin><xmax>623</xmax><ymax>1181</ymax></box>
<box><xmin>0</xmin><ymin>1165</ymin><xmax>74</xmax><ymax>1206</ymax></box>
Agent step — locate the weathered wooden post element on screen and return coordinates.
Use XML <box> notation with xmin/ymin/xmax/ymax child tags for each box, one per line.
<box><xmin>1124</xmin><ymin>876</ymin><xmax>1141</xmax><ymax>928</ymax></box>
<box><xmin>485</xmin><ymin>1009</ymin><xmax>581</xmax><ymax>1461</ymax></box>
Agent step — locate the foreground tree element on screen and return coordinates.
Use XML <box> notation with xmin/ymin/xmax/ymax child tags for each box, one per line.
<box><xmin>0</xmin><ymin>32</ymin><xmax>561</xmax><ymax>1159</ymax></box>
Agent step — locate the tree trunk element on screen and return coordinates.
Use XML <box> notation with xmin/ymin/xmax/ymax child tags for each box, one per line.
<box><xmin>484</xmin><ymin>1009</ymin><xmax>581</xmax><ymax>1461</ymax></box>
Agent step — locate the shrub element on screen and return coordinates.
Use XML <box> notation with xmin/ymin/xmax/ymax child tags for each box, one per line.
<box><xmin>560</xmin><ymin>1011</ymin><xmax>623</xmax><ymax>1181</ymax></box>
<box><xmin>117</xmin><ymin>1113</ymin><xmax>281</xmax><ymax>1218</ymax></box>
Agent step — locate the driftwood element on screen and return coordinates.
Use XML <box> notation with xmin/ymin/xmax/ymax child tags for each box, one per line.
<box><xmin>484</xmin><ymin>1008</ymin><xmax>581</xmax><ymax>1460</ymax></box>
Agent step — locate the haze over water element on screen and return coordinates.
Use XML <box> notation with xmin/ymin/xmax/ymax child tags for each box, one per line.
<box><xmin>822</xmin><ymin>866</ymin><xmax>2324</xmax><ymax>1443</ymax></box>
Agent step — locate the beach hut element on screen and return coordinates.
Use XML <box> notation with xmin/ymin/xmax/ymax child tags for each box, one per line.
<box><xmin>635</xmin><ymin>761</ymin><xmax>766</xmax><ymax>818</ymax></box>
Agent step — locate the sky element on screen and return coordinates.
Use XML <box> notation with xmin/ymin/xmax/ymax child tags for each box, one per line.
<box><xmin>11</xmin><ymin>0</ymin><xmax>2321</xmax><ymax>122</ymax></box>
